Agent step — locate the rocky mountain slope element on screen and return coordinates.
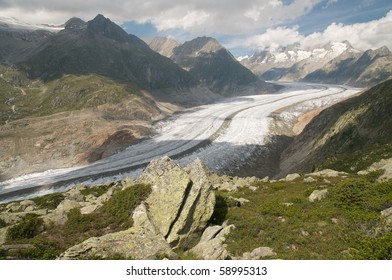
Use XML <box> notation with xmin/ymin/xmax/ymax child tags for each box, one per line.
<box><xmin>240</xmin><ymin>41</ymin><xmax>358</xmax><ymax>80</ymax></box>
<box><xmin>148</xmin><ymin>37</ymin><xmax>180</xmax><ymax>58</ymax></box>
<box><xmin>0</xmin><ymin>17</ymin><xmax>60</xmax><ymax>64</ymax></box>
<box><xmin>150</xmin><ymin>36</ymin><xmax>277</xmax><ymax>96</ymax></box>
<box><xmin>303</xmin><ymin>46</ymin><xmax>392</xmax><ymax>87</ymax></box>
<box><xmin>279</xmin><ymin>79</ymin><xmax>392</xmax><ymax>176</ymax></box>
<box><xmin>241</xmin><ymin>41</ymin><xmax>392</xmax><ymax>87</ymax></box>
<box><xmin>21</xmin><ymin>15</ymin><xmax>195</xmax><ymax>90</ymax></box>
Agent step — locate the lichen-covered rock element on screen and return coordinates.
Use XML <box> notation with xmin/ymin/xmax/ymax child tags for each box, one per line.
<box><xmin>381</xmin><ymin>207</ymin><xmax>392</xmax><ymax>225</ymax></box>
<box><xmin>138</xmin><ymin>156</ymin><xmax>191</xmax><ymax>238</ymax></box>
<box><xmin>43</xmin><ymin>199</ymin><xmax>81</xmax><ymax>226</ymax></box>
<box><xmin>0</xmin><ymin>227</ymin><xmax>9</xmax><ymax>245</ymax></box>
<box><xmin>138</xmin><ymin>157</ymin><xmax>215</xmax><ymax>249</ymax></box>
<box><xmin>59</xmin><ymin>203</ymin><xmax>176</xmax><ymax>260</ymax></box>
<box><xmin>190</xmin><ymin>223</ymin><xmax>234</xmax><ymax>260</ymax></box>
<box><xmin>166</xmin><ymin>159</ymin><xmax>215</xmax><ymax>249</ymax></box>
<box><xmin>309</xmin><ymin>189</ymin><xmax>329</xmax><ymax>202</ymax></box>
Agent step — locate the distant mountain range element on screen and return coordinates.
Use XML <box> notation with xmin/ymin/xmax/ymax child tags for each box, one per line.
<box><xmin>240</xmin><ymin>41</ymin><xmax>392</xmax><ymax>87</ymax></box>
<box><xmin>149</xmin><ymin>36</ymin><xmax>277</xmax><ymax>96</ymax></box>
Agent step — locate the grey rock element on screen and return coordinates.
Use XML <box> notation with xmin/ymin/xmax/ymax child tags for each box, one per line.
<box><xmin>190</xmin><ymin>223</ymin><xmax>234</xmax><ymax>260</ymax></box>
<box><xmin>218</xmin><ymin>181</ymin><xmax>239</xmax><ymax>192</ymax></box>
<box><xmin>309</xmin><ymin>169</ymin><xmax>348</xmax><ymax>178</ymax></box>
<box><xmin>286</xmin><ymin>173</ymin><xmax>301</xmax><ymax>182</ymax></box>
<box><xmin>304</xmin><ymin>177</ymin><xmax>316</xmax><ymax>183</ymax></box>
<box><xmin>381</xmin><ymin>207</ymin><xmax>392</xmax><ymax>225</ymax></box>
<box><xmin>242</xmin><ymin>247</ymin><xmax>276</xmax><ymax>260</ymax></box>
<box><xmin>167</xmin><ymin>159</ymin><xmax>215</xmax><ymax>249</ymax></box>
<box><xmin>19</xmin><ymin>200</ymin><xmax>37</xmax><ymax>212</ymax></box>
<box><xmin>80</xmin><ymin>204</ymin><xmax>100</xmax><ymax>215</ymax></box>
<box><xmin>43</xmin><ymin>199</ymin><xmax>81</xmax><ymax>226</ymax></box>
<box><xmin>309</xmin><ymin>189</ymin><xmax>329</xmax><ymax>202</ymax></box>
<box><xmin>139</xmin><ymin>156</ymin><xmax>192</xmax><ymax>238</ymax></box>
<box><xmin>0</xmin><ymin>227</ymin><xmax>9</xmax><ymax>245</ymax></box>
<box><xmin>138</xmin><ymin>157</ymin><xmax>215</xmax><ymax>249</ymax></box>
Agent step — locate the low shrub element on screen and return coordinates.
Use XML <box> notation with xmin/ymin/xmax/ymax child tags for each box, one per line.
<box><xmin>0</xmin><ymin>218</ymin><xmax>6</xmax><ymax>228</ymax></box>
<box><xmin>32</xmin><ymin>193</ymin><xmax>65</xmax><ymax>210</ymax></box>
<box><xmin>6</xmin><ymin>214</ymin><xmax>44</xmax><ymax>241</ymax></box>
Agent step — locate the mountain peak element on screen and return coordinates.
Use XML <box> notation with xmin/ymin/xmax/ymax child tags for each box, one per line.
<box><xmin>87</xmin><ymin>14</ymin><xmax>129</xmax><ymax>43</ymax></box>
<box><xmin>148</xmin><ymin>37</ymin><xmax>180</xmax><ymax>57</ymax></box>
<box><xmin>65</xmin><ymin>17</ymin><xmax>86</xmax><ymax>30</ymax></box>
<box><xmin>174</xmin><ymin>36</ymin><xmax>224</xmax><ymax>58</ymax></box>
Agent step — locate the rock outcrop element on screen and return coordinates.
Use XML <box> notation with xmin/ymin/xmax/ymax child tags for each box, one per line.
<box><xmin>139</xmin><ymin>157</ymin><xmax>215</xmax><ymax>249</ymax></box>
<box><xmin>59</xmin><ymin>156</ymin><xmax>216</xmax><ymax>259</ymax></box>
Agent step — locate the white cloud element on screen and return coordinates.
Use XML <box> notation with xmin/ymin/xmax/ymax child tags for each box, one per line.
<box><xmin>323</xmin><ymin>0</ymin><xmax>338</xmax><ymax>9</ymax></box>
<box><xmin>232</xmin><ymin>10</ymin><xmax>392</xmax><ymax>51</ymax></box>
<box><xmin>0</xmin><ymin>0</ymin><xmax>321</xmax><ymax>35</ymax></box>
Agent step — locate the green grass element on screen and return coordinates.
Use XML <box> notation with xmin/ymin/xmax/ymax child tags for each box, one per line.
<box><xmin>214</xmin><ymin>174</ymin><xmax>392</xmax><ymax>259</ymax></box>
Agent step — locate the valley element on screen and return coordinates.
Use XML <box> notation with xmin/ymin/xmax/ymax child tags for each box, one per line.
<box><xmin>0</xmin><ymin>82</ymin><xmax>361</xmax><ymax>203</ymax></box>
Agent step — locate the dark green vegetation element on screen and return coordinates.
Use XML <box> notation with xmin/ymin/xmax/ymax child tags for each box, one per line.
<box><xmin>6</xmin><ymin>214</ymin><xmax>44</xmax><ymax>241</ymax></box>
<box><xmin>212</xmin><ymin>173</ymin><xmax>392</xmax><ymax>259</ymax></box>
<box><xmin>0</xmin><ymin>218</ymin><xmax>7</xmax><ymax>228</ymax></box>
<box><xmin>281</xmin><ymin>79</ymin><xmax>392</xmax><ymax>175</ymax></box>
<box><xmin>0</xmin><ymin>183</ymin><xmax>151</xmax><ymax>259</ymax></box>
<box><xmin>31</xmin><ymin>193</ymin><xmax>65</xmax><ymax>210</ymax></box>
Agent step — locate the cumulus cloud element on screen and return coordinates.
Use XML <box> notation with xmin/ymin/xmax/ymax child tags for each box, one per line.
<box><xmin>0</xmin><ymin>0</ymin><xmax>321</xmax><ymax>34</ymax></box>
<box><xmin>234</xmin><ymin>10</ymin><xmax>392</xmax><ymax>51</ymax></box>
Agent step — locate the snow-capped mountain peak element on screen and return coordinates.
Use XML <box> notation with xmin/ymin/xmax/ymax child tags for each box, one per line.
<box><xmin>239</xmin><ymin>41</ymin><xmax>361</xmax><ymax>78</ymax></box>
<box><xmin>0</xmin><ymin>16</ymin><xmax>64</xmax><ymax>32</ymax></box>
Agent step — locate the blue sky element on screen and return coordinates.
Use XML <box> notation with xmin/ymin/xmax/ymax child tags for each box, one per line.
<box><xmin>0</xmin><ymin>0</ymin><xmax>391</xmax><ymax>55</ymax></box>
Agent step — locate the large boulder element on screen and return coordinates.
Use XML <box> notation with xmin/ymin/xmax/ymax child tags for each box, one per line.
<box><xmin>166</xmin><ymin>159</ymin><xmax>215</xmax><ymax>248</ymax></box>
<box><xmin>138</xmin><ymin>156</ymin><xmax>192</xmax><ymax>238</ymax></box>
<box><xmin>59</xmin><ymin>156</ymin><xmax>216</xmax><ymax>259</ymax></box>
<box><xmin>138</xmin><ymin>157</ymin><xmax>215</xmax><ymax>249</ymax></box>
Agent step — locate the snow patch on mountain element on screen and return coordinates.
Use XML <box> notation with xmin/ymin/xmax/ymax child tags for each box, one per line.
<box><xmin>0</xmin><ymin>16</ymin><xmax>64</xmax><ymax>32</ymax></box>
